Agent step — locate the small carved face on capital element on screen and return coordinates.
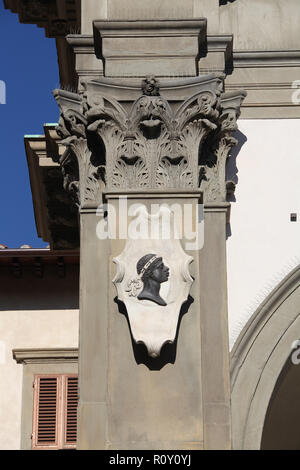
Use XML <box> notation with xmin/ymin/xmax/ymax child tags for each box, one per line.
<box><xmin>142</xmin><ymin>76</ymin><xmax>160</xmax><ymax>96</ymax></box>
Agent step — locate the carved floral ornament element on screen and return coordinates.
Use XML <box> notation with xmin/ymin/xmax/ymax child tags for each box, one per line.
<box><xmin>54</xmin><ymin>77</ymin><xmax>246</xmax><ymax>208</ymax></box>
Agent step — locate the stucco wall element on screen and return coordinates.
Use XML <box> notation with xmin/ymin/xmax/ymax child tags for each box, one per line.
<box><xmin>82</xmin><ymin>0</ymin><xmax>300</xmax><ymax>50</ymax></box>
<box><xmin>227</xmin><ymin>119</ymin><xmax>300</xmax><ymax>349</ymax></box>
<box><xmin>81</xmin><ymin>0</ymin><xmax>219</xmax><ymax>34</ymax></box>
<box><xmin>220</xmin><ymin>0</ymin><xmax>300</xmax><ymax>50</ymax></box>
<box><xmin>0</xmin><ymin>262</ymin><xmax>79</xmax><ymax>450</ymax></box>
<box><xmin>0</xmin><ymin>309</ymin><xmax>79</xmax><ymax>450</ymax></box>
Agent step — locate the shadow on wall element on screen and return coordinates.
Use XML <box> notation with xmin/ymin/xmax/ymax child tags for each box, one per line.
<box><xmin>261</xmin><ymin>355</ymin><xmax>300</xmax><ymax>450</ymax></box>
<box><xmin>226</xmin><ymin>129</ymin><xmax>247</xmax><ymax>239</ymax></box>
<box><xmin>0</xmin><ymin>265</ymin><xmax>79</xmax><ymax>310</ymax></box>
<box><xmin>219</xmin><ymin>0</ymin><xmax>237</xmax><ymax>5</ymax></box>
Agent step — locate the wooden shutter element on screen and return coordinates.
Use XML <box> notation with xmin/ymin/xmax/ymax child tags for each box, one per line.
<box><xmin>32</xmin><ymin>374</ymin><xmax>78</xmax><ymax>450</ymax></box>
<box><xmin>32</xmin><ymin>375</ymin><xmax>60</xmax><ymax>450</ymax></box>
<box><xmin>63</xmin><ymin>375</ymin><xmax>78</xmax><ymax>448</ymax></box>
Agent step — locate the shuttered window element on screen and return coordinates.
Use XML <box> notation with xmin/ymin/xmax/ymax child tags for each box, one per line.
<box><xmin>32</xmin><ymin>374</ymin><xmax>78</xmax><ymax>450</ymax></box>
<box><xmin>64</xmin><ymin>376</ymin><xmax>78</xmax><ymax>446</ymax></box>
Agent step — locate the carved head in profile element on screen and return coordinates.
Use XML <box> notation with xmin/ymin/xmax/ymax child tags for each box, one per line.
<box><xmin>136</xmin><ymin>254</ymin><xmax>169</xmax><ymax>306</ymax></box>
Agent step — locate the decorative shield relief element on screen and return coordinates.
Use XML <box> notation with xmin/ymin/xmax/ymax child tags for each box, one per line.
<box><xmin>113</xmin><ymin>206</ymin><xmax>194</xmax><ymax>358</ymax></box>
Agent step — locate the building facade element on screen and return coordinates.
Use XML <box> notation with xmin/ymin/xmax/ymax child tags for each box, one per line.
<box><xmin>1</xmin><ymin>0</ymin><xmax>300</xmax><ymax>450</ymax></box>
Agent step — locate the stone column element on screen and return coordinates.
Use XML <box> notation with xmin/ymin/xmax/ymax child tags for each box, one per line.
<box><xmin>200</xmin><ymin>203</ymin><xmax>231</xmax><ymax>449</ymax></box>
<box><xmin>54</xmin><ymin>74</ymin><xmax>245</xmax><ymax>449</ymax></box>
<box><xmin>77</xmin><ymin>209</ymin><xmax>110</xmax><ymax>449</ymax></box>
<box><xmin>106</xmin><ymin>192</ymin><xmax>204</xmax><ymax>450</ymax></box>
<box><xmin>53</xmin><ymin>2</ymin><xmax>246</xmax><ymax>447</ymax></box>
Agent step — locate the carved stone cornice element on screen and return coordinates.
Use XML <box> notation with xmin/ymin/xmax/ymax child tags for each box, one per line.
<box><xmin>199</xmin><ymin>35</ymin><xmax>233</xmax><ymax>74</ymax></box>
<box><xmin>25</xmin><ymin>126</ymin><xmax>80</xmax><ymax>249</ymax></box>
<box><xmin>0</xmin><ymin>249</ymin><xmax>79</xmax><ymax>279</ymax></box>
<box><xmin>4</xmin><ymin>0</ymin><xmax>80</xmax><ymax>38</ymax></box>
<box><xmin>67</xmin><ymin>28</ymin><xmax>233</xmax><ymax>85</ymax></box>
<box><xmin>5</xmin><ymin>0</ymin><xmax>80</xmax><ymax>88</ymax></box>
<box><xmin>93</xmin><ymin>19</ymin><xmax>207</xmax><ymax>78</ymax></box>
<box><xmin>85</xmin><ymin>74</ymin><xmax>226</xmax><ymax>104</ymax></box>
<box><xmin>13</xmin><ymin>348</ymin><xmax>78</xmax><ymax>364</ymax></box>
<box><xmin>233</xmin><ymin>50</ymin><xmax>300</xmax><ymax>68</ymax></box>
<box><xmin>53</xmin><ymin>76</ymin><xmax>246</xmax><ymax>209</ymax></box>
<box><xmin>66</xmin><ymin>34</ymin><xmax>103</xmax><ymax>80</ymax></box>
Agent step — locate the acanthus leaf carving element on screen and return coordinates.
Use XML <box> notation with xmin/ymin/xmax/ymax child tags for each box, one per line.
<box><xmin>54</xmin><ymin>77</ymin><xmax>246</xmax><ymax>206</ymax></box>
<box><xmin>199</xmin><ymin>105</ymin><xmax>243</xmax><ymax>203</ymax></box>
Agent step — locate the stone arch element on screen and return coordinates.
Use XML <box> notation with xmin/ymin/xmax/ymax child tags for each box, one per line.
<box><xmin>230</xmin><ymin>264</ymin><xmax>300</xmax><ymax>449</ymax></box>
<box><xmin>260</xmin><ymin>354</ymin><xmax>300</xmax><ymax>449</ymax></box>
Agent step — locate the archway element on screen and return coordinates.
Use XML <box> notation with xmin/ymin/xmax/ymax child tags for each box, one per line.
<box><xmin>261</xmin><ymin>355</ymin><xmax>300</xmax><ymax>449</ymax></box>
<box><xmin>230</xmin><ymin>265</ymin><xmax>300</xmax><ymax>449</ymax></box>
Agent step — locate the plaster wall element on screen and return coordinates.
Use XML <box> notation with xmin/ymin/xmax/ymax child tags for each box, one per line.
<box><xmin>81</xmin><ymin>0</ymin><xmax>219</xmax><ymax>34</ymax></box>
<box><xmin>0</xmin><ymin>264</ymin><xmax>79</xmax><ymax>450</ymax></box>
<box><xmin>227</xmin><ymin>119</ymin><xmax>300</xmax><ymax>348</ymax></box>
<box><xmin>220</xmin><ymin>0</ymin><xmax>300</xmax><ymax>50</ymax></box>
<box><xmin>81</xmin><ymin>0</ymin><xmax>300</xmax><ymax>49</ymax></box>
<box><xmin>0</xmin><ymin>309</ymin><xmax>79</xmax><ymax>450</ymax></box>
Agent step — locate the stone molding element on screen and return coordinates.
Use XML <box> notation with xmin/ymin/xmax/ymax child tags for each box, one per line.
<box><xmin>13</xmin><ymin>348</ymin><xmax>78</xmax><ymax>364</ymax></box>
<box><xmin>53</xmin><ymin>76</ymin><xmax>245</xmax><ymax>209</ymax></box>
<box><xmin>227</xmin><ymin>50</ymin><xmax>300</xmax><ymax>118</ymax></box>
<box><xmin>93</xmin><ymin>18</ymin><xmax>207</xmax><ymax>33</ymax></box>
<box><xmin>67</xmin><ymin>34</ymin><xmax>104</xmax><ymax>79</ymax></box>
<box><xmin>200</xmin><ymin>34</ymin><xmax>233</xmax><ymax>74</ymax></box>
<box><xmin>67</xmin><ymin>29</ymin><xmax>233</xmax><ymax>81</ymax></box>
<box><xmin>204</xmin><ymin>201</ymin><xmax>231</xmax><ymax>223</ymax></box>
<box><xmin>25</xmin><ymin>135</ymin><xmax>53</xmax><ymax>245</ymax></box>
<box><xmin>105</xmin><ymin>190</ymin><xmax>202</xmax><ymax>199</ymax></box>
<box><xmin>233</xmin><ymin>50</ymin><xmax>300</xmax><ymax>68</ymax></box>
<box><xmin>93</xmin><ymin>19</ymin><xmax>207</xmax><ymax>78</ymax></box>
<box><xmin>67</xmin><ymin>35</ymin><xmax>95</xmax><ymax>50</ymax></box>
<box><xmin>85</xmin><ymin>74</ymin><xmax>226</xmax><ymax>102</ymax></box>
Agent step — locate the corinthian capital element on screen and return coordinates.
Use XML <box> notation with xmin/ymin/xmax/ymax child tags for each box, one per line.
<box><xmin>53</xmin><ymin>77</ymin><xmax>246</xmax><ymax>208</ymax></box>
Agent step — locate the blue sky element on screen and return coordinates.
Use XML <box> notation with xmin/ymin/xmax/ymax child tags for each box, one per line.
<box><xmin>0</xmin><ymin>1</ymin><xmax>60</xmax><ymax>248</ymax></box>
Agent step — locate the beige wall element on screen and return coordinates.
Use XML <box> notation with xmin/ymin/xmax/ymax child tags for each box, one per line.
<box><xmin>220</xmin><ymin>0</ymin><xmax>300</xmax><ymax>50</ymax></box>
<box><xmin>82</xmin><ymin>0</ymin><xmax>300</xmax><ymax>49</ymax></box>
<box><xmin>227</xmin><ymin>119</ymin><xmax>300</xmax><ymax>349</ymax></box>
<box><xmin>0</xmin><ymin>309</ymin><xmax>79</xmax><ymax>450</ymax></box>
<box><xmin>81</xmin><ymin>0</ymin><xmax>219</xmax><ymax>34</ymax></box>
<box><xmin>0</xmin><ymin>262</ymin><xmax>79</xmax><ymax>450</ymax></box>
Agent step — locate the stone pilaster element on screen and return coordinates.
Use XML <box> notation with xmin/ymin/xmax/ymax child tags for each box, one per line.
<box><xmin>53</xmin><ymin>73</ymin><xmax>245</xmax><ymax>449</ymax></box>
<box><xmin>200</xmin><ymin>203</ymin><xmax>231</xmax><ymax>449</ymax></box>
<box><xmin>77</xmin><ymin>208</ymin><xmax>110</xmax><ymax>449</ymax></box>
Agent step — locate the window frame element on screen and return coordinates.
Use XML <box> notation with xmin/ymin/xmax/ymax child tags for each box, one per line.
<box><xmin>12</xmin><ymin>348</ymin><xmax>78</xmax><ymax>450</ymax></box>
<box><xmin>32</xmin><ymin>373</ymin><xmax>78</xmax><ymax>451</ymax></box>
